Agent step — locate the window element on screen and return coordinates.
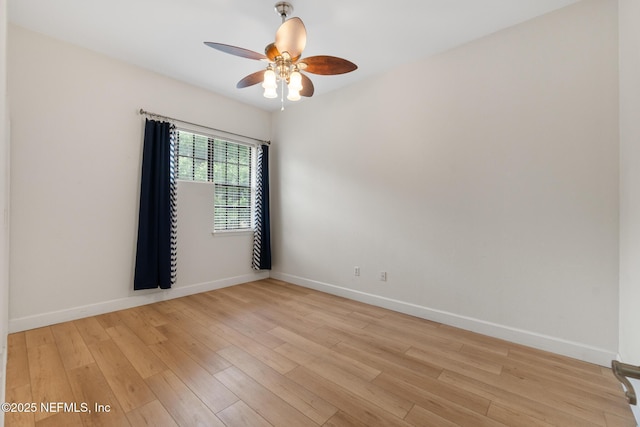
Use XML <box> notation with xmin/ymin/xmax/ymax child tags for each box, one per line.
<box><xmin>176</xmin><ymin>129</ymin><xmax>254</xmax><ymax>232</ymax></box>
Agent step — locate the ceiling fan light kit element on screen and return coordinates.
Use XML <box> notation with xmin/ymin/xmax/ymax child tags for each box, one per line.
<box><xmin>204</xmin><ymin>2</ymin><xmax>357</xmax><ymax>108</ymax></box>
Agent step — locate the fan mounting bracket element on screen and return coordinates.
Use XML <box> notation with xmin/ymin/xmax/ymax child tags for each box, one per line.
<box><xmin>274</xmin><ymin>2</ymin><xmax>293</xmax><ymax>22</ymax></box>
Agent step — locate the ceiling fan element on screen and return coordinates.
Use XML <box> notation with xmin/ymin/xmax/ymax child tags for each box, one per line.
<box><xmin>204</xmin><ymin>2</ymin><xmax>357</xmax><ymax>105</ymax></box>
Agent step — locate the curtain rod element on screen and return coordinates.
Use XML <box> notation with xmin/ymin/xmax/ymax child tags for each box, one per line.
<box><xmin>138</xmin><ymin>108</ymin><xmax>270</xmax><ymax>145</ymax></box>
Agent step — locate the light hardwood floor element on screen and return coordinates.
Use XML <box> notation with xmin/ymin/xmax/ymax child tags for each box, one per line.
<box><xmin>4</xmin><ymin>278</ymin><xmax>635</xmax><ymax>426</ymax></box>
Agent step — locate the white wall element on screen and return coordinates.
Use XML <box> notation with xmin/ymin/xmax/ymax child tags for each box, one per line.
<box><xmin>7</xmin><ymin>25</ymin><xmax>270</xmax><ymax>331</ymax></box>
<box><xmin>0</xmin><ymin>0</ymin><xmax>9</xmax><ymax>423</ymax></box>
<box><xmin>619</xmin><ymin>0</ymin><xmax>640</xmax><ymax>422</ymax></box>
<box><xmin>271</xmin><ymin>0</ymin><xmax>619</xmax><ymax>365</ymax></box>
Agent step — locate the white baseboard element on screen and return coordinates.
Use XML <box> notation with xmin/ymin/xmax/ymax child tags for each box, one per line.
<box><xmin>270</xmin><ymin>271</ymin><xmax>617</xmax><ymax>367</ymax></box>
<box><xmin>8</xmin><ymin>272</ymin><xmax>269</xmax><ymax>333</ymax></box>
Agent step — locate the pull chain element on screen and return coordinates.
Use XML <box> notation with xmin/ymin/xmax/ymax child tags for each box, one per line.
<box><xmin>281</xmin><ymin>79</ymin><xmax>285</xmax><ymax>111</ymax></box>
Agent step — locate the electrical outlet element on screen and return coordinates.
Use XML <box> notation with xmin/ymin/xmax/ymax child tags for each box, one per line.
<box><xmin>354</xmin><ymin>266</ymin><xmax>360</xmax><ymax>276</ymax></box>
<box><xmin>379</xmin><ymin>271</ymin><xmax>387</xmax><ymax>281</ymax></box>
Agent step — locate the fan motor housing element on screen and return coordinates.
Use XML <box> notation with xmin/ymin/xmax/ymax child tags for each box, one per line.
<box><xmin>274</xmin><ymin>2</ymin><xmax>293</xmax><ymax>19</ymax></box>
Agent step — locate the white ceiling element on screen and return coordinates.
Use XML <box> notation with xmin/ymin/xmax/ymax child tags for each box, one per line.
<box><xmin>8</xmin><ymin>0</ymin><xmax>580</xmax><ymax>112</ymax></box>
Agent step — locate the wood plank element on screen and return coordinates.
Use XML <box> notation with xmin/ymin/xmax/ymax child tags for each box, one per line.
<box><xmin>487</xmin><ymin>402</ymin><xmax>555</xmax><ymax>427</ymax></box>
<box><xmin>66</xmin><ymin>363</ymin><xmax>130</xmax><ymax>427</ymax></box>
<box><xmin>331</xmin><ymin>336</ymin><xmax>443</xmax><ymax>380</ymax></box>
<box><xmin>438</xmin><ymin>369</ymin><xmax>604</xmax><ymax>427</ymax></box>
<box><xmin>161</xmin><ymin>310</ymin><xmax>232</xmax><ymax>352</ymax></box>
<box><xmin>213</xmin><ymin>286</ymin><xmax>258</xmax><ymax>304</ymax></box>
<box><xmin>6</xmin><ymin>332</ymin><xmax>31</xmax><ymax>389</ymax></box>
<box><xmin>73</xmin><ymin>317</ymin><xmax>110</xmax><ymax>346</ymax></box>
<box><xmin>373</xmin><ymin>373</ymin><xmax>505</xmax><ymax>426</ymax></box>
<box><xmin>148</xmin><ymin>340</ymin><xmax>238</xmax><ymax>413</ymax></box>
<box><xmin>199</xmin><ymin>291</ymin><xmax>281</xmax><ymax>336</ymax></box>
<box><xmin>253</xmin><ymin>278</ymin><xmax>313</xmax><ymax>297</ymax></box>
<box><xmin>50</xmin><ymin>322</ymin><xmax>95</xmax><ymax>370</ymax></box>
<box><xmin>507</xmin><ymin>344</ymin><xmax>603</xmax><ymax>376</ymax></box>
<box><xmin>105</xmin><ymin>324</ymin><xmax>167</xmax><ymax>378</ymax></box>
<box><xmin>214</xmin><ymin>366</ymin><xmax>318</xmax><ymax>427</ymax></box>
<box><xmin>27</xmin><ymin>342</ymin><xmax>76</xmax><ymax>422</ymax></box>
<box><xmin>404</xmin><ymin>404</ymin><xmax>460</xmax><ymax>427</ymax></box>
<box><xmin>211</xmin><ymin>322</ymin><xmax>298</xmax><ymax>375</ymax></box>
<box><xmin>4</xmin><ymin>383</ymin><xmax>36</xmax><ymax>427</ymax></box>
<box><xmin>24</xmin><ymin>327</ymin><xmax>55</xmax><ymax>348</ymax></box>
<box><xmin>295</xmin><ymin>295</ymin><xmax>355</xmax><ymax>317</ymax></box>
<box><xmin>155</xmin><ymin>323</ymin><xmax>231</xmax><ymax>375</ymax></box>
<box><xmin>407</xmin><ymin>398</ymin><xmax>509</xmax><ymax>427</ymax></box>
<box><xmin>500</xmin><ymin>363</ymin><xmax>631</xmax><ymax>418</ymax></box>
<box><xmin>126</xmin><ymin>400</ymin><xmax>178</xmax><ymax>427</ymax></box>
<box><xmin>34</xmin><ymin>411</ymin><xmax>83</xmax><ymax>427</ymax></box>
<box><xmin>494</xmin><ymin>369</ymin><xmax>608</xmax><ymax>425</ymax></box>
<box><xmin>215</xmin><ymin>401</ymin><xmax>272</xmax><ymax>427</ymax></box>
<box><xmin>405</xmin><ymin>345</ymin><xmax>503</xmax><ymax>382</ymax></box>
<box><xmin>115</xmin><ymin>308</ymin><xmax>167</xmax><ymax>345</ymax></box>
<box><xmin>372</xmin><ymin>309</ymin><xmax>440</xmax><ymax>330</ymax></box>
<box><xmin>269</xmin><ymin>326</ymin><xmax>380</xmax><ymax>381</ymax></box>
<box><xmin>505</xmin><ymin>349</ymin><xmax>626</xmax><ymax>395</ymax></box>
<box><xmin>364</xmin><ymin>321</ymin><xmax>464</xmax><ymax>353</ymax></box>
<box><xmin>145</xmin><ymin>370</ymin><xmax>225</xmax><ymax>427</ymax></box>
<box><xmin>244</xmin><ymin>285</ymin><xmax>317</xmax><ymax>318</ymax></box>
<box><xmin>371</xmin><ymin>370</ymin><xmax>490</xmax><ymax>417</ymax></box>
<box><xmin>323</xmin><ymin>410</ymin><xmax>372</xmax><ymax>427</ymax></box>
<box><xmin>273</xmin><ymin>342</ymin><xmax>318</xmax><ymax>366</ymax></box>
<box><xmin>253</xmin><ymin>306</ymin><xmax>329</xmax><ymax>346</ymax></box>
<box><xmin>604</xmin><ymin>411</ymin><xmax>638</xmax><ymax>427</ymax></box>
<box><xmin>217</xmin><ymin>345</ymin><xmax>337</xmax><ymax>424</ymax></box>
<box><xmin>437</xmin><ymin>324</ymin><xmax>512</xmax><ymax>356</ymax></box>
<box><xmin>133</xmin><ymin>304</ymin><xmax>170</xmax><ymax>327</ymax></box>
<box><xmin>301</xmin><ymin>291</ymin><xmax>391</xmax><ymax>319</ymax></box>
<box><xmin>599</xmin><ymin>366</ymin><xmax>628</xmax><ymax>390</ymax></box>
<box><xmin>305</xmin><ymin>312</ymin><xmax>411</xmax><ymax>353</ymax></box>
<box><xmin>303</xmin><ymin>357</ymin><xmax>413</xmax><ymax>419</ymax></box>
<box><xmin>305</xmin><ymin>308</ymin><xmax>370</xmax><ymax>330</ymax></box>
<box><xmin>94</xmin><ymin>312</ymin><xmax>125</xmax><ymax>330</ymax></box>
<box><xmin>87</xmin><ymin>339</ymin><xmax>156</xmax><ymax>412</ymax></box>
<box><xmin>151</xmin><ymin>297</ymin><xmax>192</xmax><ymax>315</ymax></box>
<box><xmin>286</xmin><ymin>366</ymin><xmax>413</xmax><ymax>427</ymax></box>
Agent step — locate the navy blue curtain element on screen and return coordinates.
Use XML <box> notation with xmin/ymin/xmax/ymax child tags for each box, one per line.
<box><xmin>134</xmin><ymin>119</ymin><xmax>177</xmax><ymax>290</ymax></box>
<box><xmin>252</xmin><ymin>144</ymin><xmax>272</xmax><ymax>270</ymax></box>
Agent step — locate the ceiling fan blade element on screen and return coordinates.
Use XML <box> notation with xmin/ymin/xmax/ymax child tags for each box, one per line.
<box><xmin>300</xmin><ymin>73</ymin><xmax>314</xmax><ymax>97</ymax></box>
<box><xmin>204</xmin><ymin>42</ymin><xmax>268</xmax><ymax>61</ymax></box>
<box><xmin>265</xmin><ymin>43</ymin><xmax>280</xmax><ymax>61</ymax></box>
<box><xmin>298</xmin><ymin>56</ymin><xmax>358</xmax><ymax>75</ymax></box>
<box><xmin>275</xmin><ymin>17</ymin><xmax>306</xmax><ymax>59</ymax></box>
<box><xmin>237</xmin><ymin>70</ymin><xmax>265</xmax><ymax>88</ymax></box>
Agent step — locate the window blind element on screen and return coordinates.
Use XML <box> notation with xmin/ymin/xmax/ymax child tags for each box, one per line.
<box><xmin>176</xmin><ymin>129</ymin><xmax>253</xmax><ymax>231</ymax></box>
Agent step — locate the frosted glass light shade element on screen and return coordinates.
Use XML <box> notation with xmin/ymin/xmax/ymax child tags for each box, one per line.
<box><xmin>289</xmin><ymin>71</ymin><xmax>302</xmax><ymax>91</ymax></box>
<box><xmin>262</xmin><ymin>69</ymin><xmax>277</xmax><ymax>89</ymax></box>
<box><xmin>287</xmin><ymin>87</ymin><xmax>301</xmax><ymax>101</ymax></box>
<box><xmin>264</xmin><ymin>86</ymin><xmax>278</xmax><ymax>98</ymax></box>
<box><xmin>262</xmin><ymin>68</ymin><xmax>278</xmax><ymax>98</ymax></box>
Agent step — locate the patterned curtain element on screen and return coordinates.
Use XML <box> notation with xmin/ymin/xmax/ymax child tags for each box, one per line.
<box><xmin>252</xmin><ymin>144</ymin><xmax>272</xmax><ymax>270</ymax></box>
<box><xmin>134</xmin><ymin>119</ymin><xmax>177</xmax><ymax>289</ymax></box>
